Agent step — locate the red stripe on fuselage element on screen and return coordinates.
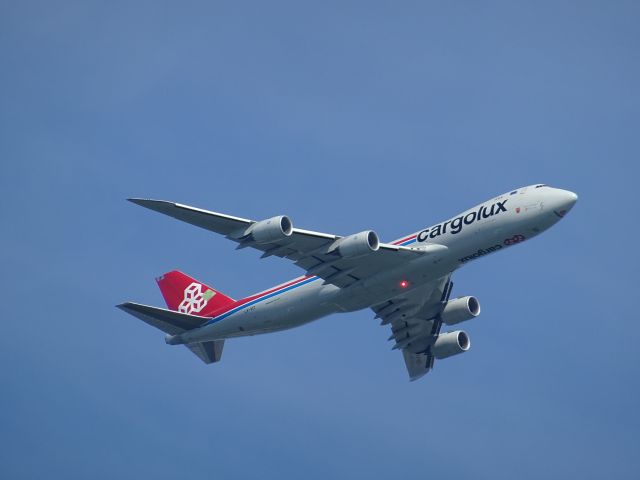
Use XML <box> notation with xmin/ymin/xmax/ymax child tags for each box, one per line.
<box><xmin>205</xmin><ymin>275</ymin><xmax>312</xmax><ymax>318</ymax></box>
<box><xmin>392</xmin><ymin>234</ymin><xmax>417</xmax><ymax>245</ymax></box>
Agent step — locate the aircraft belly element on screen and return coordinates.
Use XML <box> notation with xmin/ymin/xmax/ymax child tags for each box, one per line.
<box><xmin>333</xmin><ymin>257</ymin><xmax>456</xmax><ymax>312</ymax></box>
<box><xmin>238</xmin><ymin>285</ymin><xmax>335</xmax><ymax>334</ymax></box>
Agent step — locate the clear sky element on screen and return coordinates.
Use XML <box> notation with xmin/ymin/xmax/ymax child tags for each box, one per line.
<box><xmin>1</xmin><ymin>1</ymin><xmax>639</xmax><ymax>478</ymax></box>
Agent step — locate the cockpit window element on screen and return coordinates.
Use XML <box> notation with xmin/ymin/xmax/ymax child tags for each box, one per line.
<box><xmin>535</xmin><ymin>184</ymin><xmax>548</xmax><ymax>188</ymax></box>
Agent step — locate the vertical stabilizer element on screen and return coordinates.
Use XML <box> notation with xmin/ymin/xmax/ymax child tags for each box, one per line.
<box><xmin>156</xmin><ymin>270</ymin><xmax>235</xmax><ymax>317</ymax></box>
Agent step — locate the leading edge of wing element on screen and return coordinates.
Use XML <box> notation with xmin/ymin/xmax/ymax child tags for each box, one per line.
<box><xmin>127</xmin><ymin>199</ymin><xmax>448</xmax><ymax>254</ymax></box>
<box><xmin>127</xmin><ymin>199</ymin><xmax>338</xmax><ymax>241</ymax></box>
<box><xmin>127</xmin><ymin>198</ymin><xmax>253</xmax><ymax>236</ymax></box>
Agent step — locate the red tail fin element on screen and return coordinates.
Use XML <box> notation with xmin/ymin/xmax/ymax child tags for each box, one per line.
<box><xmin>156</xmin><ymin>271</ymin><xmax>235</xmax><ymax>317</ymax></box>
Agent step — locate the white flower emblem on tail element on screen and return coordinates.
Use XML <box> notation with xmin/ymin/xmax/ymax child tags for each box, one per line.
<box><xmin>178</xmin><ymin>282</ymin><xmax>215</xmax><ymax>314</ymax></box>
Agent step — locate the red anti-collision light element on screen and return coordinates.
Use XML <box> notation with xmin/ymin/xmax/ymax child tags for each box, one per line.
<box><xmin>400</xmin><ymin>281</ymin><xmax>409</xmax><ymax>288</ymax></box>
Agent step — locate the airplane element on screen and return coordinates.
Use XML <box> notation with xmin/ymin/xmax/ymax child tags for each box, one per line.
<box><xmin>118</xmin><ymin>184</ymin><xmax>577</xmax><ymax>380</ymax></box>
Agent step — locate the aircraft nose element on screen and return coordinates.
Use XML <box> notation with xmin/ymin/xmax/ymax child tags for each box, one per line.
<box><xmin>549</xmin><ymin>188</ymin><xmax>578</xmax><ymax>218</ymax></box>
<box><xmin>559</xmin><ymin>189</ymin><xmax>578</xmax><ymax>208</ymax></box>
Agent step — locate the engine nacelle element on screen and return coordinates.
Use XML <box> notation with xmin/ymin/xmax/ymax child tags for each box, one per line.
<box><xmin>441</xmin><ymin>296</ymin><xmax>480</xmax><ymax>325</ymax></box>
<box><xmin>432</xmin><ymin>330</ymin><xmax>471</xmax><ymax>359</ymax></box>
<box><xmin>334</xmin><ymin>230</ymin><xmax>379</xmax><ymax>258</ymax></box>
<box><xmin>249</xmin><ymin>215</ymin><xmax>293</xmax><ymax>244</ymax></box>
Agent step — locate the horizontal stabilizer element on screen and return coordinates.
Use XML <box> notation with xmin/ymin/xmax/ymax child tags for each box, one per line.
<box><xmin>117</xmin><ymin>302</ymin><xmax>210</xmax><ymax>335</ymax></box>
<box><xmin>186</xmin><ymin>340</ymin><xmax>225</xmax><ymax>364</ymax></box>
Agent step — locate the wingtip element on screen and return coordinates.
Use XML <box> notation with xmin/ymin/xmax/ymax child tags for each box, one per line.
<box><xmin>408</xmin><ymin>372</ymin><xmax>428</xmax><ymax>382</ymax></box>
<box><xmin>127</xmin><ymin>197</ymin><xmax>150</xmax><ymax>206</ymax></box>
<box><xmin>127</xmin><ymin>198</ymin><xmax>176</xmax><ymax>212</ymax></box>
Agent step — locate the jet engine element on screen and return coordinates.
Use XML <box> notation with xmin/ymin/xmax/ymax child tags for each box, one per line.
<box><xmin>432</xmin><ymin>330</ymin><xmax>470</xmax><ymax>359</ymax></box>
<box><xmin>249</xmin><ymin>215</ymin><xmax>293</xmax><ymax>243</ymax></box>
<box><xmin>333</xmin><ymin>230</ymin><xmax>380</xmax><ymax>258</ymax></box>
<box><xmin>441</xmin><ymin>296</ymin><xmax>480</xmax><ymax>325</ymax></box>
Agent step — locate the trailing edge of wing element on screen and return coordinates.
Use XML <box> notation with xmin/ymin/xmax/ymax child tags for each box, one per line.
<box><xmin>117</xmin><ymin>302</ymin><xmax>210</xmax><ymax>335</ymax></box>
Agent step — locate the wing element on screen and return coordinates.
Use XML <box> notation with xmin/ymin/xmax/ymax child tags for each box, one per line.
<box><xmin>128</xmin><ymin>199</ymin><xmax>446</xmax><ymax>288</ymax></box>
<box><xmin>372</xmin><ymin>276</ymin><xmax>453</xmax><ymax>381</ymax></box>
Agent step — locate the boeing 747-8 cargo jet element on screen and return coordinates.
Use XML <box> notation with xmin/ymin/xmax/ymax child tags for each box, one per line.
<box><xmin>118</xmin><ymin>184</ymin><xmax>577</xmax><ymax>380</ymax></box>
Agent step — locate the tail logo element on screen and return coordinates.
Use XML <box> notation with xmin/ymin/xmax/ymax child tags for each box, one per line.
<box><xmin>178</xmin><ymin>282</ymin><xmax>216</xmax><ymax>314</ymax></box>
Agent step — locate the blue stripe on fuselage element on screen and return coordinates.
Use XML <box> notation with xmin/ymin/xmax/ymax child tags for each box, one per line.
<box><xmin>399</xmin><ymin>238</ymin><xmax>417</xmax><ymax>246</ymax></box>
<box><xmin>204</xmin><ymin>276</ymin><xmax>320</xmax><ymax>326</ymax></box>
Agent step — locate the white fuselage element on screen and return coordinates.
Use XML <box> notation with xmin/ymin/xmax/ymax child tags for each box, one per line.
<box><xmin>179</xmin><ymin>185</ymin><xmax>577</xmax><ymax>344</ymax></box>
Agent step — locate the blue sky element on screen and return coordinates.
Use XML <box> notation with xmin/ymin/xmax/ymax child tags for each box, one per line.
<box><xmin>1</xmin><ymin>1</ymin><xmax>639</xmax><ymax>478</ymax></box>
